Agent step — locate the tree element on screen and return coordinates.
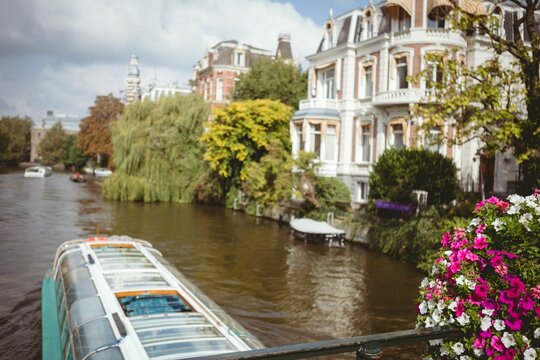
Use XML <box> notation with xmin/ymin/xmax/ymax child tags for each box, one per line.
<box><xmin>232</xmin><ymin>59</ymin><xmax>307</xmax><ymax>109</ymax></box>
<box><xmin>0</xmin><ymin>116</ymin><xmax>33</xmax><ymax>167</ymax></box>
<box><xmin>420</xmin><ymin>3</ymin><xmax>540</xmax><ymax>192</ymax></box>
<box><xmin>369</xmin><ymin>148</ymin><xmax>459</xmax><ymax>207</ymax></box>
<box><xmin>102</xmin><ymin>95</ymin><xmax>211</xmax><ymax>203</ymax></box>
<box><xmin>78</xmin><ymin>94</ymin><xmax>124</xmax><ymax>167</ymax></box>
<box><xmin>201</xmin><ymin>99</ymin><xmax>293</xmax><ymax>196</ymax></box>
<box><xmin>63</xmin><ymin>134</ymin><xmax>88</xmax><ymax>170</ymax></box>
<box><xmin>38</xmin><ymin>122</ymin><xmax>66</xmax><ymax>165</ymax></box>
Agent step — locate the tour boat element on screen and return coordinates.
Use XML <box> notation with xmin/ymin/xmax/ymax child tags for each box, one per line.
<box><xmin>24</xmin><ymin>165</ymin><xmax>52</xmax><ymax>178</ymax></box>
<box><xmin>42</xmin><ymin>235</ymin><xmax>264</xmax><ymax>360</ymax></box>
<box><xmin>290</xmin><ymin>218</ymin><xmax>346</xmax><ymax>246</ymax></box>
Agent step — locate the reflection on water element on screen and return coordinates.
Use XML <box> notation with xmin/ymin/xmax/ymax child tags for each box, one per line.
<box><xmin>0</xmin><ymin>172</ymin><xmax>423</xmax><ymax>359</ymax></box>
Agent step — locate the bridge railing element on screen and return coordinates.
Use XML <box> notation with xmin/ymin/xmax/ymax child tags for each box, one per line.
<box><xmin>194</xmin><ymin>326</ymin><xmax>460</xmax><ymax>360</ymax></box>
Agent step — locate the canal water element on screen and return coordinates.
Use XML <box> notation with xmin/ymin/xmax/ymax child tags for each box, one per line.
<box><xmin>0</xmin><ymin>172</ymin><xmax>424</xmax><ymax>359</ymax></box>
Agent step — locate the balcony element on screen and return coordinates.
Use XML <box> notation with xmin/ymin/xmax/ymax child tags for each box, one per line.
<box><xmin>298</xmin><ymin>98</ymin><xmax>339</xmax><ymax>110</ymax></box>
<box><xmin>390</xmin><ymin>28</ymin><xmax>466</xmax><ymax>48</ymax></box>
<box><xmin>373</xmin><ymin>88</ymin><xmax>426</xmax><ymax>106</ymax></box>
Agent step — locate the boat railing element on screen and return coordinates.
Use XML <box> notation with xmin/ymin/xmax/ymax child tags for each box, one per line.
<box><xmin>192</xmin><ymin>326</ymin><xmax>459</xmax><ymax>359</ymax></box>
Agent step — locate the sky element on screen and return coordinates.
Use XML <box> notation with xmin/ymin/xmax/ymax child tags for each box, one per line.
<box><xmin>0</xmin><ymin>0</ymin><xmax>365</xmax><ymax>123</ymax></box>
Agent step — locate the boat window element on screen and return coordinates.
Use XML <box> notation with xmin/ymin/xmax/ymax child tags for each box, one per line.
<box><xmin>60</xmin><ymin>252</ymin><xmax>85</xmax><ymax>276</ymax></box>
<box><xmin>105</xmin><ymin>273</ymin><xmax>169</xmax><ymax>291</ymax></box>
<box><xmin>64</xmin><ymin>268</ymin><xmax>97</xmax><ymax>306</ymax></box>
<box><xmin>118</xmin><ymin>293</ymin><xmax>192</xmax><ymax>317</ymax></box>
<box><xmin>84</xmin><ymin>347</ymin><xmax>124</xmax><ymax>360</ymax></box>
<box><xmin>73</xmin><ymin>318</ymin><xmax>116</xmax><ymax>360</ymax></box>
<box><xmin>137</xmin><ymin>325</ymin><xmax>220</xmax><ymax>344</ymax></box>
<box><xmin>69</xmin><ymin>296</ymin><xmax>106</xmax><ymax>329</ymax></box>
<box><xmin>130</xmin><ymin>313</ymin><xmax>209</xmax><ymax>330</ymax></box>
<box><xmin>144</xmin><ymin>339</ymin><xmax>236</xmax><ymax>358</ymax></box>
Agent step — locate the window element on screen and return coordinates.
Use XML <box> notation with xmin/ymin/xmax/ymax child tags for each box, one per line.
<box><xmin>294</xmin><ymin>123</ymin><xmax>304</xmax><ymax>154</ymax></box>
<box><xmin>361</xmin><ymin>125</ymin><xmax>371</xmax><ymax>162</ymax></box>
<box><xmin>364</xmin><ymin>66</ymin><xmax>373</xmax><ymax>97</ymax></box>
<box><xmin>235</xmin><ymin>52</ymin><xmax>245</xmax><ymax>66</ymax></box>
<box><xmin>397</xmin><ymin>7</ymin><xmax>411</xmax><ymax>31</ymax></box>
<box><xmin>309</xmin><ymin>124</ymin><xmax>321</xmax><ymax>157</ymax></box>
<box><xmin>426</xmin><ymin>126</ymin><xmax>442</xmax><ymax>152</ymax></box>
<box><xmin>396</xmin><ymin>57</ymin><xmax>408</xmax><ymax>89</ymax></box>
<box><xmin>365</xmin><ymin>12</ymin><xmax>374</xmax><ymax>38</ymax></box>
<box><xmin>426</xmin><ymin>61</ymin><xmax>444</xmax><ymax>88</ymax></box>
<box><xmin>357</xmin><ymin>182</ymin><xmax>368</xmax><ymax>201</ymax></box>
<box><xmin>325</xmin><ymin>23</ymin><xmax>334</xmax><ymax>49</ymax></box>
<box><xmin>391</xmin><ymin>123</ymin><xmax>405</xmax><ymax>149</ymax></box>
<box><xmin>320</xmin><ymin>68</ymin><xmax>336</xmax><ymax>99</ymax></box>
<box><xmin>428</xmin><ymin>7</ymin><xmax>448</xmax><ymax>28</ymax></box>
<box><xmin>325</xmin><ymin>125</ymin><xmax>337</xmax><ymax>161</ymax></box>
<box><xmin>216</xmin><ymin>78</ymin><xmax>224</xmax><ymax>101</ymax></box>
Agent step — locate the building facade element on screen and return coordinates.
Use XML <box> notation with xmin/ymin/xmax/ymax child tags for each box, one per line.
<box><xmin>192</xmin><ymin>36</ymin><xmax>294</xmax><ymax>108</ymax></box>
<box><xmin>292</xmin><ymin>0</ymin><xmax>521</xmax><ymax>204</ymax></box>
<box><xmin>30</xmin><ymin>110</ymin><xmax>81</xmax><ymax>162</ymax></box>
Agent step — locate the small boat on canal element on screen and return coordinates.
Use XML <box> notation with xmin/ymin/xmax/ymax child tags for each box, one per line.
<box><xmin>69</xmin><ymin>172</ymin><xmax>86</xmax><ymax>183</ymax></box>
<box><xmin>24</xmin><ymin>165</ymin><xmax>52</xmax><ymax>178</ymax></box>
<box><xmin>42</xmin><ymin>235</ymin><xmax>264</xmax><ymax>360</ymax></box>
<box><xmin>290</xmin><ymin>218</ymin><xmax>346</xmax><ymax>246</ymax></box>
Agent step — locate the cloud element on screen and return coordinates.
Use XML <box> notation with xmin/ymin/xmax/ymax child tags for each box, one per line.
<box><xmin>0</xmin><ymin>0</ymin><xmax>322</xmax><ymax>121</ymax></box>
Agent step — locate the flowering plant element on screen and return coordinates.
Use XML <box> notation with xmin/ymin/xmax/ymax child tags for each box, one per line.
<box><xmin>417</xmin><ymin>191</ymin><xmax>540</xmax><ymax>359</ymax></box>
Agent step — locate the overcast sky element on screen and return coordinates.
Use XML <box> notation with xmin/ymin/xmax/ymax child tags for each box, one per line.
<box><xmin>0</xmin><ymin>0</ymin><xmax>364</xmax><ymax>123</ymax></box>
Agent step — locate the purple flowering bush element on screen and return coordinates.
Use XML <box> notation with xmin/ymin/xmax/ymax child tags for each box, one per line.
<box><xmin>417</xmin><ymin>191</ymin><xmax>540</xmax><ymax>359</ymax></box>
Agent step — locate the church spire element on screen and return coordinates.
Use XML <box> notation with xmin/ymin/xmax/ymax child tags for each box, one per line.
<box><xmin>125</xmin><ymin>53</ymin><xmax>141</xmax><ymax>104</ymax></box>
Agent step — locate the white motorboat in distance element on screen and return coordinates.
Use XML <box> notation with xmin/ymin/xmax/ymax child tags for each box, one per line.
<box><xmin>290</xmin><ymin>218</ymin><xmax>346</xmax><ymax>246</ymax></box>
<box><xmin>24</xmin><ymin>166</ymin><xmax>52</xmax><ymax>178</ymax></box>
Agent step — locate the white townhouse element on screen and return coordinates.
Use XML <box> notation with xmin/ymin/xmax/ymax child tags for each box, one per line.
<box><xmin>292</xmin><ymin>0</ymin><xmax>523</xmax><ymax>204</ymax></box>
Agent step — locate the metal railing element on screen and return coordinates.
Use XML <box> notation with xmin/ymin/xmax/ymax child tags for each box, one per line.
<box><xmin>194</xmin><ymin>326</ymin><xmax>459</xmax><ymax>360</ymax></box>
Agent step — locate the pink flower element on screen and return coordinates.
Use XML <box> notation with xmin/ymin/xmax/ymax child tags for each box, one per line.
<box><xmin>475</xmin><ymin>200</ymin><xmax>486</xmax><ymax>211</ymax></box>
<box><xmin>504</xmin><ymin>317</ymin><xmax>522</xmax><ymax>331</ymax></box>
<box><xmin>475</xmin><ymin>224</ymin><xmax>486</xmax><ymax>234</ymax></box>
<box><xmin>480</xmin><ymin>328</ymin><xmax>493</xmax><ymax>339</ymax></box>
<box><xmin>441</xmin><ymin>231</ymin><xmax>451</xmax><ymax>247</ymax></box>
<box><xmin>456</xmin><ymin>300</ymin><xmax>465</xmax><ymax>317</ymax></box>
<box><xmin>491</xmin><ymin>335</ymin><xmax>504</xmax><ymax>352</ymax></box>
<box><xmin>491</xmin><ymin>255</ymin><xmax>508</xmax><ymax>276</ymax></box>
<box><xmin>474</xmin><ymin>281</ymin><xmax>490</xmax><ymax>299</ymax></box>
<box><xmin>531</xmin><ymin>285</ymin><xmax>540</xmax><ymax>299</ymax></box>
<box><xmin>473</xmin><ymin>336</ymin><xmax>485</xmax><ymax>348</ymax></box>
<box><xmin>473</xmin><ymin>236</ymin><xmax>488</xmax><ymax>249</ymax></box>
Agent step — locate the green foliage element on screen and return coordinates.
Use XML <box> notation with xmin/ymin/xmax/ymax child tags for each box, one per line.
<box><xmin>201</xmin><ymin>99</ymin><xmax>293</xmax><ymax>200</ymax></box>
<box><xmin>102</xmin><ymin>94</ymin><xmax>211</xmax><ymax>203</ymax></box>
<box><xmin>366</xmin><ymin>207</ymin><xmax>469</xmax><ymax>273</ymax></box>
<box><xmin>62</xmin><ymin>134</ymin><xmax>88</xmax><ymax>170</ymax></box>
<box><xmin>413</xmin><ymin>54</ymin><xmax>522</xmax><ymax>157</ymax></box>
<box><xmin>232</xmin><ymin>59</ymin><xmax>307</xmax><ymax>109</ymax></box>
<box><xmin>38</xmin><ymin>122</ymin><xmax>66</xmax><ymax>165</ymax></box>
<box><xmin>369</xmin><ymin>148</ymin><xmax>459</xmax><ymax>206</ymax></box>
<box><xmin>78</xmin><ymin>94</ymin><xmax>124</xmax><ymax>166</ymax></box>
<box><xmin>241</xmin><ymin>139</ymin><xmax>293</xmax><ymax>206</ymax></box>
<box><xmin>0</xmin><ymin>116</ymin><xmax>33</xmax><ymax>166</ymax></box>
<box><xmin>314</xmin><ymin>176</ymin><xmax>351</xmax><ymax>210</ymax></box>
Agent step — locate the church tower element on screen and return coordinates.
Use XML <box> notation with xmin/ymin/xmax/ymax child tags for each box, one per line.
<box><xmin>125</xmin><ymin>53</ymin><xmax>141</xmax><ymax>103</ymax></box>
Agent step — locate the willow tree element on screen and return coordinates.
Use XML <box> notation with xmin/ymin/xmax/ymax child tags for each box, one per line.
<box><xmin>102</xmin><ymin>95</ymin><xmax>211</xmax><ymax>203</ymax></box>
<box><xmin>201</xmin><ymin>99</ymin><xmax>293</xmax><ymax>204</ymax></box>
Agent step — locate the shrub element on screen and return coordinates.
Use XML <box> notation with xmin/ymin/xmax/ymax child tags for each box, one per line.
<box><xmin>417</xmin><ymin>192</ymin><xmax>540</xmax><ymax>359</ymax></box>
<box><xmin>369</xmin><ymin>148</ymin><xmax>459</xmax><ymax>207</ymax></box>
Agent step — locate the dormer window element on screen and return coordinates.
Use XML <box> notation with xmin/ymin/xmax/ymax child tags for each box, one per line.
<box><xmin>397</xmin><ymin>7</ymin><xmax>411</xmax><ymax>31</ymax></box>
<box><xmin>324</xmin><ymin>23</ymin><xmax>334</xmax><ymax>50</ymax></box>
<box><xmin>234</xmin><ymin>51</ymin><xmax>245</xmax><ymax>66</ymax></box>
<box><xmin>365</xmin><ymin>11</ymin><xmax>374</xmax><ymax>38</ymax></box>
<box><xmin>428</xmin><ymin>7</ymin><xmax>450</xmax><ymax>29</ymax></box>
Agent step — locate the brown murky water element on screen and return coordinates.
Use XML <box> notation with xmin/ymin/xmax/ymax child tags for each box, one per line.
<box><xmin>0</xmin><ymin>172</ymin><xmax>424</xmax><ymax>359</ymax></box>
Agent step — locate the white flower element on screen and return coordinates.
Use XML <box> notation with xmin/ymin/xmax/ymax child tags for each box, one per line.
<box><xmin>473</xmin><ymin>348</ymin><xmax>484</xmax><ymax>357</ymax></box>
<box><xmin>524</xmin><ymin>348</ymin><xmax>537</xmax><ymax>360</ymax></box>
<box><xmin>456</xmin><ymin>275</ymin><xmax>466</xmax><ymax>286</ymax></box>
<box><xmin>440</xmin><ymin>346</ymin><xmax>450</xmax><ymax>356</ymax></box>
<box><xmin>429</xmin><ymin>339</ymin><xmax>443</xmax><ymax>346</ymax></box>
<box><xmin>460</xmin><ymin>356</ymin><xmax>470</xmax><ymax>360</ymax></box>
<box><xmin>493</xmin><ymin>319</ymin><xmax>505</xmax><ymax>331</ymax></box>
<box><xmin>508</xmin><ymin>194</ymin><xmax>525</xmax><ymax>204</ymax></box>
<box><xmin>523</xmin><ymin>335</ymin><xmax>531</xmax><ymax>345</ymax></box>
<box><xmin>453</xmin><ymin>342</ymin><xmax>465</xmax><ymax>355</ymax></box>
<box><xmin>432</xmin><ymin>309</ymin><xmax>441</xmax><ymax>323</ymax></box>
<box><xmin>419</xmin><ymin>301</ymin><xmax>428</xmax><ymax>315</ymax></box>
<box><xmin>507</xmin><ymin>204</ymin><xmax>521</xmax><ymax>215</ymax></box>
<box><xmin>437</xmin><ymin>301</ymin><xmax>445</xmax><ymax>312</ymax></box>
<box><xmin>425</xmin><ymin>317</ymin><xmax>435</xmax><ymax>328</ymax></box>
<box><xmin>421</xmin><ymin>278</ymin><xmax>429</xmax><ymax>288</ymax></box>
<box><xmin>482</xmin><ymin>308</ymin><xmax>494</xmax><ymax>316</ymax></box>
<box><xmin>428</xmin><ymin>300</ymin><xmax>436</xmax><ymax>310</ymax></box>
<box><xmin>501</xmin><ymin>332</ymin><xmax>516</xmax><ymax>348</ymax></box>
<box><xmin>456</xmin><ymin>313</ymin><xmax>470</xmax><ymax>326</ymax></box>
<box><xmin>432</xmin><ymin>265</ymin><xmax>439</xmax><ymax>275</ymax></box>
<box><xmin>465</xmin><ymin>279</ymin><xmax>476</xmax><ymax>290</ymax></box>
<box><xmin>492</xmin><ymin>218</ymin><xmax>504</xmax><ymax>231</ymax></box>
<box><xmin>448</xmin><ymin>301</ymin><xmax>457</xmax><ymax>312</ymax></box>
<box><xmin>481</xmin><ymin>316</ymin><xmax>492</xmax><ymax>331</ymax></box>
<box><xmin>448</xmin><ymin>317</ymin><xmax>455</xmax><ymax>324</ymax></box>
<box><xmin>470</xmin><ymin>217</ymin><xmax>481</xmax><ymax>226</ymax></box>
<box><xmin>519</xmin><ymin>213</ymin><xmax>533</xmax><ymax>225</ymax></box>
<box><xmin>444</xmin><ymin>250</ymin><xmax>453</xmax><ymax>257</ymax></box>
<box><xmin>534</xmin><ymin>328</ymin><xmax>540</xmax><ymax>339</ymax></box>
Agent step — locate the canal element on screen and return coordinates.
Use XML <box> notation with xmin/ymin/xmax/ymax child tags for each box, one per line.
<box><xmin>0</xmin><ymin>172</ymin><xmax>424</xmax><ymax>359</ymax></box>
